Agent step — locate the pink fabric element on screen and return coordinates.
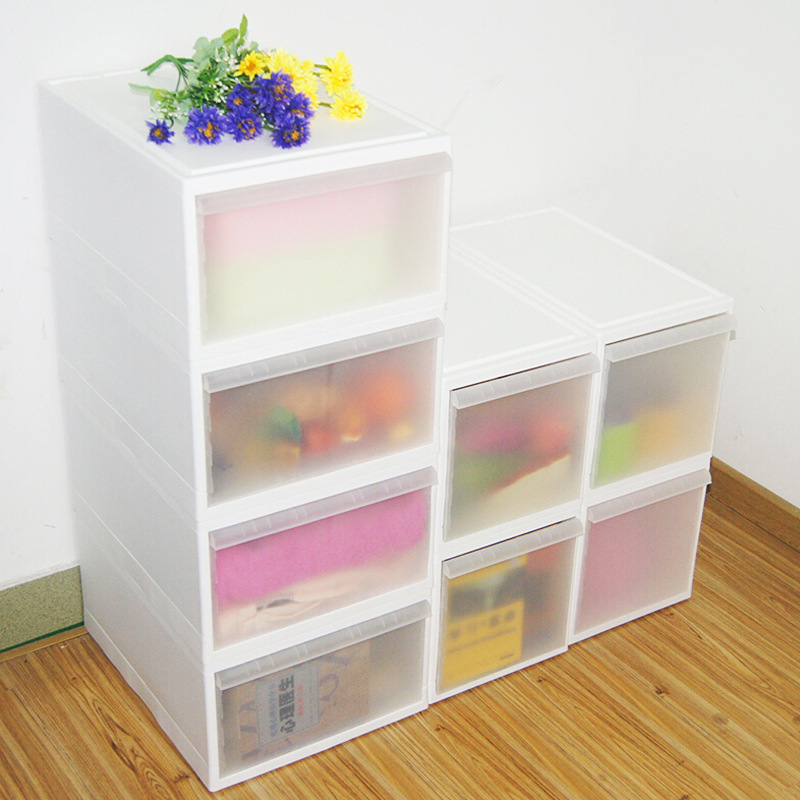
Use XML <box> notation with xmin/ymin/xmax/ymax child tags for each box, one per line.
<box><xmin>215</xmin><ymin>489</ymin><xmax>427</xmax><ymax>606</ymax></box>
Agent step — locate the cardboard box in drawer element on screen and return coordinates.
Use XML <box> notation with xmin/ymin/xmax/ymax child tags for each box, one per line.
<box><xmin>223</xmin><ymin>640</ymin><xmax>370</xmax><ymax>762</ymax></box>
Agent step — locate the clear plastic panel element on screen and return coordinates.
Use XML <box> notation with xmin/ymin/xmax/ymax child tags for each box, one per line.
<box><xmin>437</xmin><ymin>522</ymin><xmax>578</xmax><ymax>692</ymax></box>
<box><xmin>198</xmin><ymin>155</ymin><xmax>449</xmax><ymax>343</ymax></box>
<box><xmin>574</xmin><ymin>472</ymin><xmax>710</xmax><ymax>637</ymax></box>
<box><xmin>210</xmin><ymin>471</ymin><xmax>434</xmax><ymax>647</ymax></box>
<box><xmin>217</xmin><ymin>604</ymin><xmax>428</xmax><ymax>775</ymax></box>
<box><xmin>446</xmin><ymin>367</ymin><xmax>593</xmax><ymax>539</ymax></box>
<box><xmin>207</xmin><ymin>324</ymin><xmax>440</xmax><ymax>502</ymax></box>
<box><xmin>593</xmin><ymin>321</ymin><xmax>732</xmax><ymax>487</ymax></box>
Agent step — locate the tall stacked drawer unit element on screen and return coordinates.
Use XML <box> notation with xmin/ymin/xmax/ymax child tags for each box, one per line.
<box><xmin>450</xmin><ymin>208</ymin><xmax>735</xmax><ymax>644</ymax></box>
<box><xmin>41</xmin><ymin>71</ymin><xmax>451</xmax><ymax>791</ymax></box>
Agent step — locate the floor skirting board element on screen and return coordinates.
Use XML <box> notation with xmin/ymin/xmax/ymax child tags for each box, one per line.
<box><xmin>0</xmin><ymin>566</ymin><xmax>84</xmax><ymax>654</ymax></box>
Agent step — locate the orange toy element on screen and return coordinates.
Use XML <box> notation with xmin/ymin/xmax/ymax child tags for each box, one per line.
<box><xmin>359</xmin><ymin>368</ymin><xmax>414</xmax><ymax>425</ymax></box>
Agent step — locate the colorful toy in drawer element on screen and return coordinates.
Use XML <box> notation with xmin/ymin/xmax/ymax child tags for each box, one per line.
<box><xmin>214</xmin><ymin>489</ymin><xmax>428</xmax><ymax>643</ymax></box>
<box><xmin>440</xmin><ymin>558</ymin><xmax>527</xmax><ymax>689</ymax></box>
<box><xmin>595</xmin><ymin>399</ymin><xmax>690</xmax><ymax>484</ymax></box>
<box><xmin>221</xmin><ymin>640</ymin><xmax>370</xmax><ymax>766</ymax></box>
<box><xmin>451</xmin><ymin>399</ymin><xmax>574</xmax><ymax>509</ymax></box>
<box><xmin>208</xmin><ymin>339</ymin><xmax>431</xmax><ymax>498</ymax></box>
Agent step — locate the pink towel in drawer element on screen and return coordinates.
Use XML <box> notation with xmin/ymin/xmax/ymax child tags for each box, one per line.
<box><xmin>215</xmin><ymin>489</ymin><xmax>428</xmax><ymax>607</ymax></box>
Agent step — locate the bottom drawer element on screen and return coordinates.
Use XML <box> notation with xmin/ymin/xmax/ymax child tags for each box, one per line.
<box><xmin>217</xmin><ymin>602</ymin><xmax>429</xmax><ymax>777</ymax></box>
<box><xmin>573</xmin><ymin>469</ymin><xmax>711</xmax><ymax>640</ymax></box>
<box><xmin>436</xmin><ymin>519</ymin><xmax>580</xmax><ymax>697</ymax></box>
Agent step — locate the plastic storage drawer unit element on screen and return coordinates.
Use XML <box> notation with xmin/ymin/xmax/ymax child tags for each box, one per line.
<box><xmin>445</xmin><ymin>358</ymin><xmax>594</xmax><ymax>540</ymax></box>
<box><xmin>436</xmin><ymin>518</ymin><xmax>580</xmax><ymax>697</ymax></box>
<box><xmin>199</xmin><ymin>154</ymin><xmax>449</xmax><ymax>343</ymax></box>
<box><xmin>573</xmin><ymin>469</ymin><xmax>711</xmax><ymax>640</ymax></box>
<box><xmin>217</xmin><ymin>602</ymin><xmax>429</xmax><ymax>778</ymax></box>
<box><xmin>206</xmin><ymin>320</ymin><xmax>442</xmax><ymax>503</ymax></box>
<box><xmin>593</xmin><ymin>315</ymin><xmax>735</xmax><ymax>487</ymax></box>
<box><xmin>210</xmin><ymin>470</ymin><xmax>435</xmax><ymax>647</ymax></box>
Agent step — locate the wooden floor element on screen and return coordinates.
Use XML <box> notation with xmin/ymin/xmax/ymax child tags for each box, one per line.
<box><xmin>2</xmin><ymin>463</ymin><xmax>799</xmax><ymax>800</ymax></box>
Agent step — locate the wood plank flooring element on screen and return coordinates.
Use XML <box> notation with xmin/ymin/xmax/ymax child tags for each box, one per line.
<box><xmin>1</xmin><ymin>466</ymin><xmax>798</xmax><ymax>799</ymax></box>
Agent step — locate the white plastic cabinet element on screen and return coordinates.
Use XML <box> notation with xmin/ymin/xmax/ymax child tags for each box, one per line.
<box><xmin>450</xmin><ymin>209</ymin><xmax>734</xmax><ymax>642</ymax></box>
<box><xmin>41</xmin><ymin>70</ymin><xmax>451</xmax><ymax>791</ymax></box>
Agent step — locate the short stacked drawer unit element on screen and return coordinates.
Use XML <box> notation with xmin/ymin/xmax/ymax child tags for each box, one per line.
<box><xmin>432</xmin><ymin>256</ymin><xmax>598</xmax><ymax>700</ymax></box>
<box><xmin>41</xmin><ymin>71</ymin><xmax>451</xmax><ymax>791</ymax></box>
<box><xmin>450</xmin><ymin>209</ymin><xmax>734</xmax><ymax>644</ymax></box>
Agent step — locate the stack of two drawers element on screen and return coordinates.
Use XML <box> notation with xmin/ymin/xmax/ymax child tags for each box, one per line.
<box><xmin>41</xmin><ymin>73</ymin><xmax>451</xmax><ymax>791</ymax></box>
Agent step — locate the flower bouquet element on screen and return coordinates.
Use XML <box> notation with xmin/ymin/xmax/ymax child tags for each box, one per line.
<box><xmin>133</xmin><ymin>15</ymin><xmax>367</xmax><ymax>149</ymax></box>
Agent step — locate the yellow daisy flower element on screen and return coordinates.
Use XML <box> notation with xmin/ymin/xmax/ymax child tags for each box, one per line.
<box><xmin>331</xmin><ymin>88</ymin><xmax>368</xmax><ymax>121</ymax></box>
<box><xmin>267</xmin><ymin>49</ymin><xmax>319</xmax><ymax>107</ymax></box>
<box><xmin>320</xmin><ymin>51</ymin><xmax>354</xmax><ymax>96</ymax></box>
<box><xmin>234</xmin><ymin>51</ymin><xmax>269</xmax><ymax>80</ymax></box>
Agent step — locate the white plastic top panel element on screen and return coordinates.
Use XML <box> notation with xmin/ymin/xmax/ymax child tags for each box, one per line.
<box><xmin>42</xmin><ymin>71</ymin><xmax>447</xmax><ymax>181</ymax></box>
<box><xmin>451</xmin><ymin>209</ymin><xmax>734</xmax><ymax>343</ymax></box>
<box><xmin>444</xmin><ymin>254</ymin><xmax>594</xmax><ymax>385</ymax></box>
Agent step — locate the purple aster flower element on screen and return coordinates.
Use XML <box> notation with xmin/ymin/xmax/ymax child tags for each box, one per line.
<box><xmin>146</xmin><ymin>119</ymin><xmax>174</xmax><ymax>145</ymax></box>
<box><xmin>225</xmin><ymin>109</ymin><xmax>263</xmax><ymax>142</ymax></box>
<box><xmin>281</xmin><ymin>91</ymin><xmax>315</xmax><ymax>124</ymax></box>
<box><xmin>225</xmin><ymin>83</ymin><xmax>254</xmax><ymax>113</ymax></box>
<box><xmin>251</xmin><ymin>76</ymin><xmax>277</xmax><ymax>116</ymax></box>
<box><xmin>271</xmin><ymin>117</ymin><xmax>311</xmax><ymax>149</ymax></box>
<box><xmin>260</xmin><ymin>71</ymin><xmax>295</xmax><ymax>114</ymax></box>
<box><xmin>184</xmin><ymin>106</ymin><xmax>226</xmax><ymax>145</ymax></box>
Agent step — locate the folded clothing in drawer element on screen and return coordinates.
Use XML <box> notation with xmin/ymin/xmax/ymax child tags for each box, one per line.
<box><xmin>212</xmin><ymin>477</ymin><xmax>431</xmax><ymax>644</ymax></box>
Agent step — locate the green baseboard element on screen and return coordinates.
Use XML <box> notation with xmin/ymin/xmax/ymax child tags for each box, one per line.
<box><xmin>0</xmin><ymin>567</ymin><xmax>84</xmax><ymax>653</ymax></box>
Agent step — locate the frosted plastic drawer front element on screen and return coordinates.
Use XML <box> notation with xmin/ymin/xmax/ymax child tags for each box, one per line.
<box><xmin>198</xmin><ymin>155</ymin><xmax>449</xmax><ymax>343</ymax></box>
<box><xmin>211</xmin><ymin>470</ymin><xmax>435</xmax><ymax>647</ymax></box>
<box><xmin>437</xmin><ymin>520</ymin><xmax>580</xmax><ymax>693</ymax></box>
<box><xmin>217</xmin><ymin>602</ymin><xmax>428</xmax><ymax>776</ymax></box>
<box><xmin>574</xmin><ymin>470</ymin><xmax>711</xmax><ymax>638</ymax></box>
<box><xmin>446</xmin><ymin>356</ymin><xmax>595</xmax><ymax>539</ymax></box>
<box><xmin>207</xmin><ymin>321</ymin><xmax>441</xmax><ymax>502</ymax></box>
<box><xmin>593</xmin><ymin>316</ymin><xmax>733</xmax><ymax>487</ymax></box>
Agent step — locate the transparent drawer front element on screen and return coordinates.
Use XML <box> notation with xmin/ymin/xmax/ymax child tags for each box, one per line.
<box><xmin>217</xmin><ymin>602</ymin><xmax>428</xmax><ymax>776</ymax></box>
<box><xmin>199</xmin><ymin>155</ymin><xmax>449</xmax><ymax>343</ymax></box>
<box><xmin>593</xmin><ymin>316</ymin><xmax>734</xmax><ymax>487</ymax></box>
<box><xmin>211</xmin><ymin>470</ymin><xmax>434</xmax><ymax>647</ymax></box>
<box><xmin>574</xmin><ymin>470</ymin><xmax>711</xmax><ymax>638</ymax></box>
<box><xmin>437</xmin><ymin>520</ymin><xmax>580</xmax><ymax>693</ymax></box>
<box><xmin>207</xmin><ymin>321</ymin><xmax>441</xmax><ymax>502</ymax></box>
<box><xmin>446</xmin><ymin>355</ymin><xmax>596</xmax><ymax>540</ymax></box>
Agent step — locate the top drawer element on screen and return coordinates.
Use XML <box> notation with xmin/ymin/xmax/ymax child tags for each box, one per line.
<box><xmin>40</xmin><ymin>76</ymin><xmax>451</xmax><ymax>359</ymax></box>
<box><xmin>198</xmin><ymin>155</ymin><xmax>450</xmax><ymax>344</ymax></box>
<box><xmin>593</xmin><ymin>315</ymin><xmax>734</xmax><ymax>487</ymax></box>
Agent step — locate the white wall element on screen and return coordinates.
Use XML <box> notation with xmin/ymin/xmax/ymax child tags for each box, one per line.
<box><xmin>3</xmin><ymin>1</ymin><xmax>798</xmax><ymax>589</ymax></box>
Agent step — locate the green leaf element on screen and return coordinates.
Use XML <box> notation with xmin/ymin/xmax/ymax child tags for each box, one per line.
<box><xmin>141</xmin><ymin>54</ymin><xmax>192</xmax><ymax>85</ymax></box>
<box><xmin>239</xmin><ymin>14</ymin><xmax>248</xmax><ymax>39</ymax></box>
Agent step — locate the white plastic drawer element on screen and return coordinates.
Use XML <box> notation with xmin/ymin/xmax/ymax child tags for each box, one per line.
<box><xmin>593</xmin><ymin>315</ymin><xmax>734</xmax><ymax>486</ymax></box>
<box><xmin>437</xmin><ymin>519</ymin><xmax>580</xmax><ymax>694</ymax></box>
<box><xmin>210</xmin><ymin>470</ymin><xmax>435</xmax><ymax>647</ymax></box>
<box><xmin>217</xmin><ymin>602</ymin><xmax>429</xmax><ymax>776</ymax></box>
<box><xmin>574</xmin><ymin>469</ymin><xmax>711</xmax><ymax>639</ymax></box>
<box><xmin>198</xmin><ymin>154</ymin><xmax>449</xmax><ymax>343</ymax></box>
<box><xmin>446</xmin><ymin>355</ymin><xmax>595</xmax><ymax>539</ymax></box>
<box><xmin>206</xmin><ymin>320</ymin><xmax>441</xmax><ymax>503</ymax></box>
